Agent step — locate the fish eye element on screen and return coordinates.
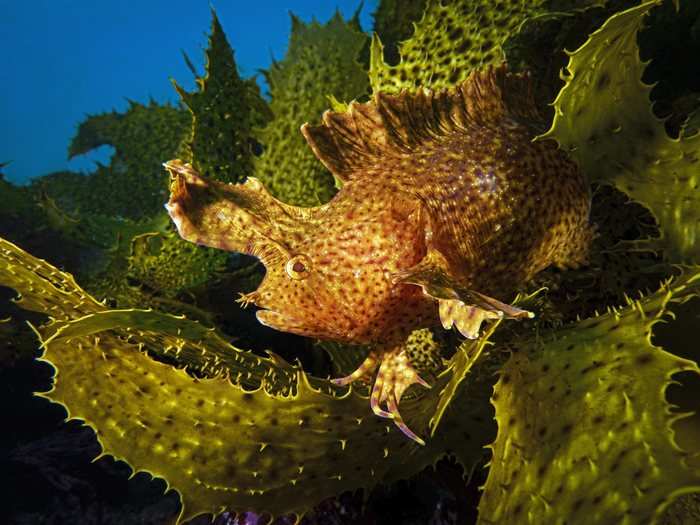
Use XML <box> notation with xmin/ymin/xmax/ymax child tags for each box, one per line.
<box><xmin>286</xmin><ymin>255</ymin><xmax>311</xmax><ymax>280</ymax></box>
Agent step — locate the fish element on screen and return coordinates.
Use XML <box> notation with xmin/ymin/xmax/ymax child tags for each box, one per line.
<box><xmin>164</xmin><ymin>65</ymin><xmax>593</xmax><ymax>445</ymax></box>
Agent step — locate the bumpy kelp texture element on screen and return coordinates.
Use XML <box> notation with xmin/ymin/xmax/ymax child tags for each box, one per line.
<box><xmin>79</xmin><ymin>12</ymin><xmax>269</xmax><ymax>306</ymax></box>
<box><xmin>541</xmin><ymin>0</ymin><xmax>700</xmax><ymax>263</ymax></box>
<box><xmin>0</xmin><ymin>237</ymin><xmax>494</xmax><ymax>522</ymax></box>
<box><xmin>370</xmin><ymin>0</ymin><xmax>605</xmax><ymax>94</ymax></box>
<box><xmin>173</xmin><ymin>10</ymin><xmax>272</xmax><ymax>184</ymax></box>
<box><xmin>126</xmin><ymin>230</ymin><xmax>229</xmax><ymax>299</ymax></box>
<box><xmin>371</xmin><ymin>0</ymin><xmax>428</xmax><ymax>65</ymax></box>
<box><xmin>254</xmin><ymin>13</ymin><xmax>369</xmax><ymax>205</ymax></box>
<box><xmin>479</xmin><ymin>270</ymin><xmax>700</xmax><ymax>524</ymax></box>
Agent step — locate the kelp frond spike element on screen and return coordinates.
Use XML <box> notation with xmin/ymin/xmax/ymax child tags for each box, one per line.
<box><xmin>369</xmin><ymin>0</ymin><xmax>602</xmax><ymax>94</ymax></box>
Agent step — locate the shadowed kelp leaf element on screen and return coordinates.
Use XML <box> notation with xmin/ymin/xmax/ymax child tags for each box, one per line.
<box><xmin>371</xmin><ymin>0</ymin><xmax>428</xmax><ymax>66</ymax></box>
<box><xmin>428</xmin><ymin>289</ymin><xmax>548</xmax><ymax>436</ymax></box>
<box><xmin>0</xmin><ymin>236</ymin><xmax>495</xmax><ymax>522</ymax></box>
<box><xmin>173</xmin><ymin>10</ymin><xmax>271</xmax><ymax>184</ymax></box>
<box><xmin>429</xmin><ymin>320</ymin><xmax>501</xmax><ymax>436</ymax></box>
<box><xmin>541</xmin><ymin>0</ymin><xmax>700</xmax><ymax>262</ymax></box>
<box><xmin>478</xmin><ymin>268</ymin><xmax>700</xmax><ymax>524</ymax></box>
<box><xmin>370</xmin><ymin>0</ymin><xmax>606</xmax><ymax>94</ymax></box>
<box><xmin>254</xmin><ymin>12</ymin><xmax>369</xmax><ymax>205</ymax></box>
<box><xmin>37</xmin><ymin>100</ymin><xmax>190</xmax><ymax>219</ymax></box>
<box><xmin>126</xmin><ymin>230</ymin><xmax>229</xmax><ymax>298</ymax></box>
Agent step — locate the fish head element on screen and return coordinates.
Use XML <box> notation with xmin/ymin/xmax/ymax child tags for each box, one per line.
<box><xmin>164</xmin><ymin>160</ymin><xmax>369</xmax><ymax>340</ymax></box>
<box><xmin>165</xmin><ymin>160</ymin><xmax>432</xmax><ymax>343</ymax></box>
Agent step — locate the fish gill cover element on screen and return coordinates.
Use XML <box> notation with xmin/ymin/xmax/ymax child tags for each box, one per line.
<box><xmin>0</xmin><ymin>0</ymin><xmax>699</xmax><ymax>523</ymax></box>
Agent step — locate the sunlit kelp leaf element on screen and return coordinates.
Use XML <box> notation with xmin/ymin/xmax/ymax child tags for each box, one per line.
<box><xmin>38</xmin><ymin>328</ymin><xmax>492</xmax><ymax>522</ymax></box>
<box><xmin>0</xmin><ymin>238</ymin><xmax>105</xmax><ymax>320</ymax></box>
<box><xmin>0</xmin><ymin>236</ymin><xmax>495</xmax><ymax>521</ymax></box>
<box><xmin>370</xmin><ymin>0</ymin><xmax>605</xmax><ymax>94</ymax></box>
<box><xmin>173</xmin><ymin>10</ymin><xmax>271</xmax><ymax>184</ymax></box>
<box><xmin>478</xmin><ymin>268</ymin><xmax>700</xmax><ymax>524</ymax></box>
<box><xmin>254</xmin><ymin>12</ymin><xmax>369</xmax><ymax>205</ymax></box>
<box><xmin>541</xmin><ymin>0</ymin><xmax>700</xmax><ymax>263</ymax></box>
<box><xmin>42</xmin><ymin>311</ymin><xmax>299</xmax><ymax>394</ymax></box>
<box><xmin>0</xmin><ymin>236</ymin><xmax>290</xmax><ymax>386</ymax></box>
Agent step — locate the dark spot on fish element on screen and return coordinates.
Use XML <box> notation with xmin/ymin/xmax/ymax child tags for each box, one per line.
<box><xmin>636</xmin><ymin>354</ymin><xmax>654</xmax><ymax>366</ymax></box>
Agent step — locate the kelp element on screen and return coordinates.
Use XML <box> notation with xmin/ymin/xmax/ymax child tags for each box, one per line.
<box><xmin>480</xmin><ymin>269</ymin><xmax>700</xmax><ymax>523</ymax></box>
<box><xmin>0</xmin><ymin>237</ymin><xmax>494</xmax><ymax>521</ymax></box>
<box><xmin>37</xmin><ymin>100</ymin><xmax>190</xmax><ymax>220</ymax></box>
<box><xmin>253</xmin><ymin>12</ymin><xmax>369</xmax><ymax>205</ymax></box>
<box><xmin>369</xmin><ymin>0</ymin><xmax>606</xmax><ymax>94</ymax></box>
<box><xmin>541</xmin><ymin>0</ymin><xmax>700</xmax><ymax>262</ymax></box>
<box><xmin>173</xmin><ymin>10</ymin><xmax>272</xmax><ymax>184</ymax></box>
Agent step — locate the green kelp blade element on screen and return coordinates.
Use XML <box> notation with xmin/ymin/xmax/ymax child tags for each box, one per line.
<box><xmin>254</xmin><ymin>12</ymin><xmax>369</xmax><ymax>205</ymax></box>
<box><xmin>0</xmin><ymin>236</ymin><xmax>290</xmax><ymax>387</ymax></box>
<box><xmin>173</xmin><ymin>10</ymin><xmax>271</xmax><ymax>185</ymax></box>
<box><xmin>371</xmin><ymin>0</ymin><xmax>428</xmax><ymax>66</ymax></box>
<box><xmin>0</xmin><ymin>236</ymin><xmax>495</xmax><ymax>521</ymax></box>
<box><xmin>540</xmin><ymin>0</ymin><xmax>700</xmax><ymax>263</ymax></box>
<box><xmin>429</xmin><ymin>289</ymin><xmax>546</xmax><ymax>436</ymax></box>
<box><xmin>126</xmin><ymin>229</ymin><xmax>229</xmax><ymax>299</ymax></box>
<box><xmin>429</xmin><ymin>320</ymin><xmax>501</xmax><ymax>437</ymax></box>
<box><xmin>54</xmin><ymin>100</ymin><xmax>189</xmax><ymax>219</ymax></box>
<box><xmin>0</xmin><ymin>237</ymin><xmax>105</xmax><ymax>320</ymax></box>
<box><xmin>39</xmin><ymin>327</ymin><xmax>495</xmax><ymax>522</ymax></box>
<box><xmin>478</xmin><ymin>268</ymin><xmax>700</xmax><ymax>525</ymax></box>
<box><xmin>369</xmin><ymin>0</ymin><xmax>606</xmax><ymax>94</ymax></box>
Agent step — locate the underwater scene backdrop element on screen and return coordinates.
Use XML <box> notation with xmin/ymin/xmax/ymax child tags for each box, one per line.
<box><xmin>1</xmin><ymin>0</ymin><xmax>700</xmax><ymax>523</ymax></box>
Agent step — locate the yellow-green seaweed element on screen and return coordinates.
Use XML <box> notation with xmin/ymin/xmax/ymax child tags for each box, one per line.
<box><xmin>541</xmin><ymin>0</ymin><xmax>700</xmax><ymax>263</ymax></box>
<box><xmin>0</xmin><ymin>236</ymin><xmax>494</xmax><ymax>522</ymax></box>
<box><xmin>479</xmin><ymin>269</ymin><xmax>700</xmax><ymax>524</ymax></box>
<box><xmin>1</xmin><ymin>0</ymin><xmax>700</xmax><ymax>523</ymax></box>
<box><xmin>369</xmin><ymin>0</ymin><xmax>606</xmax><ymax>94</ymax></box>
<box><xmin>173</xmin><ymin>10</ymin><xmax>272</xmax><ymax>184</ymax></box>
<box><xmin>254</xmin><ymin>12</ymin><xmax>369</xmax><ymax>205</ymax></box>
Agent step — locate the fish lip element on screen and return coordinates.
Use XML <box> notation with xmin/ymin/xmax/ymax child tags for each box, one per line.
<box><xmin>255</xmin><ymin>308</ymin><xmax>343</xmax><ymax>339</ymax></box>
<box><xmin>255</xmin><ymin>309</ymin><xmax>283</xmax><ymax>329</ymax></box>
<box><xmin>256</xmin><ymin>309</ymin><xmax>306</xmax><ymax>333</ymax></box>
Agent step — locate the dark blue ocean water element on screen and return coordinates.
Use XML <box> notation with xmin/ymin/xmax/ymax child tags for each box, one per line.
<box><xmin>0</xmin><ymin>1</ymin><xmax>376</xmax><ymax>185</ymax></box>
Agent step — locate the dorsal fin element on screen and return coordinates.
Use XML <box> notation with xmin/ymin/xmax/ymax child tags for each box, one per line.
<box><xmin>301</xmin><ymin>64</ymin><xmax>542</xmax><ymax>184</ymax></box>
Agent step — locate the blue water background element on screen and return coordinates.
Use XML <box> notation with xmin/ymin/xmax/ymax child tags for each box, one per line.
<box><xmin>0</xmin><ymin>1</ymin><xmax>377</xmax><ymax>184</ymax></box>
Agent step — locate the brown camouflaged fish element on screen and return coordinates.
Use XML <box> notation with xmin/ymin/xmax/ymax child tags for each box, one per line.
<box><xmin>164</xmin><ymin>65</ymin><xmax>593</xmax><ymax>445</ymax></box>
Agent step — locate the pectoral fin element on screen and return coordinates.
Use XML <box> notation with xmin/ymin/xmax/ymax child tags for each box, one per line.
<box><xmin>392</xmin><ymin>248</ymin><xmax>533</xmax><ymax>339</ymax></box>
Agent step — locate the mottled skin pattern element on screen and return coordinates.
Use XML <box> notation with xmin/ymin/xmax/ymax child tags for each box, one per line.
<box><xmin>165</xmin><ymin>65</ymin><xmax>593</xmax><ymax>444</ymax></box>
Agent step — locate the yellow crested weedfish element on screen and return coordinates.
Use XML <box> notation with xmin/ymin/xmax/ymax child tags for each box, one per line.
<box><xmin>164</xmin><ymin>65</ymin><xmax>594</xmax><ymax>444</ymax></box>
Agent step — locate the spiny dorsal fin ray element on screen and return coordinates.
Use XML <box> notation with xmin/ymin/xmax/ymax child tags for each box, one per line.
<box><xmin>301</xmin><ymin>65</ymin><xmax>542</xmax><ymax>184</ymax></box>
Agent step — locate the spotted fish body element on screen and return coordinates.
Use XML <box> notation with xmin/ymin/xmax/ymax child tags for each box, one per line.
<box><xmin>165</xmin><ymin>66</ymin><xmax>593</xmax><ymax>444</ymax></box>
